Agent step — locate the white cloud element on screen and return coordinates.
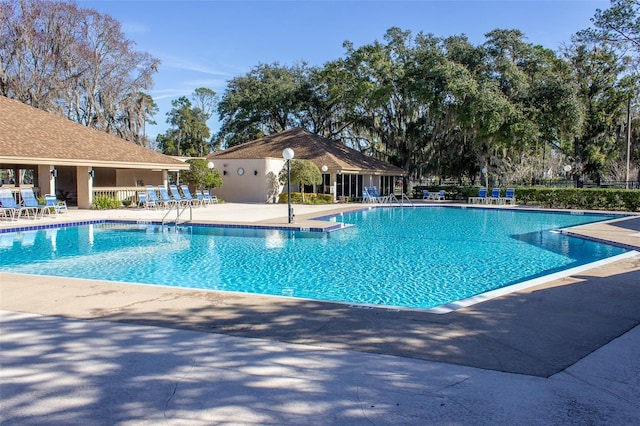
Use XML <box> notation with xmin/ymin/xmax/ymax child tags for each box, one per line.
<box><xmin>158</xmin><ymin>53</ymin><xmax>235</xmax><ymax>77</ymax></box>
<box><xmin>121</xmin><ymin>21</ymin><xmax>150</xmax><ymax>35</ymax></box>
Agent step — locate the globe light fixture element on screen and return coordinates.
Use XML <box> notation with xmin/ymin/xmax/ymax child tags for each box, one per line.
<box><xmin>282</xmin><ymin>148</ymin><xmax>295</xmax><ymax>223</ymax></box>
<box><xmin>321</xmin><ymin>165</ymin><xmax>328</xmax><ymax>194</ymax></box>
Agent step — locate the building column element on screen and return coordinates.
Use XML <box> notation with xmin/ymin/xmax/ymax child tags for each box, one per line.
<box><xmin>76</xmin><ymin>166</ymin><xmax>93</xmax><ymax>209</ymax></box>
<box><xmin>331</xmin><ymin>173</ymin><xmax>338</xmax><ymax>202</ymax></box>
<box><xmin>37</xmin><ymin>164</ymin><xmax>56</xmax><ymax>197</ymax></box>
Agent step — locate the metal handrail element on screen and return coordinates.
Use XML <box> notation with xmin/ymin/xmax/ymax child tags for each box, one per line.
<box><xmin>161</xmin><ymin>203</ymin><xmax>192</xmax><ymax>225</ymax></box>
<box><xmin>400</xmin><ymin>193</ymin><xmax>414</xmax><ymax>206</ymax></box>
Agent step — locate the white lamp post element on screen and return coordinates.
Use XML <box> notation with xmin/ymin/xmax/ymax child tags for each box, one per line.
<box><xmin>206</xmin><ymin>161</ymin><xmax>215</xmax><ymax>193</ymax></box>
<box><xmin>563</xmin><ymin>164</ymin><xmax>571</xmax><ymax>187</ymax></box>
<box><xmin>321</xmin><ymin>165</ymin><xmax>328</xmax><ymax>193</ymax></box>
<box><xmin>282</xmin><ymin>148</ymin><xmax>295</xmax><ymax>223</ymax></box>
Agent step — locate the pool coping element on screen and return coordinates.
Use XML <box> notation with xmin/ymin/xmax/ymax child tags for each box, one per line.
<box><xmin>1</xmin><ymin>204</ymin><xmax>640</xmax><ymax>378</ymax></box>
<box><xmin>1</xmin><ymin>205</ymin><xmax>638</xmax><ymax>315</ymax></box>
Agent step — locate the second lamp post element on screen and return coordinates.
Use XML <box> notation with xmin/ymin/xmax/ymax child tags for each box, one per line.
<box><xmin>282</xmin><ymin>148</ymin><xmax>295</xmax><ymax>223</ymax></box>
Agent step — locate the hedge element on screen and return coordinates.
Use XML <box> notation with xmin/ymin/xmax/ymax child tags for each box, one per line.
<box><xmin>278</xmin><ymin>192</ymin><xmax>334</xmax><ymax>204</ymax></box>
<box><xmin>414</xmin><ymin>186</ymin><xmax>640</xmax><ymax>212</ymax></box>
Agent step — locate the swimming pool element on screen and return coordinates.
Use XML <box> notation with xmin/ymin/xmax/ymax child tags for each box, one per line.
<box><xmin>0</xmin><ymin>207</ymin><xmax>630</xmax><ymax>310</ymax></box>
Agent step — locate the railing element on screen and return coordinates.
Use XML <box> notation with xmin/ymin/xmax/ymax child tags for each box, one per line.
<box><xmin>93</xmin><ymin>187</ymin><xmax>141</xmax><ymax>203</ymax></box>
<box><xmin>161</xmin><ymin>203</ymin><xmax>192</xmax><ymax>226</ymax></box>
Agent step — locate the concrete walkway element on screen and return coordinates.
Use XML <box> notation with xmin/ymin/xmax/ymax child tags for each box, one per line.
<box><xmin>1</xmin><ymin>310</ymin><xmax>639</xmax><ymax>425</ymax></box>
<box><xmin>1</xmin><ymin>203</ymin><xmax>640</xmax><ymax>424</ymax></box>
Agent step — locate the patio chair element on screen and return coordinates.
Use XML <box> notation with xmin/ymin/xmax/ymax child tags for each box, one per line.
<box><xmin>435</xmin><ymin>190</ymin><xmax>446</xmax><ymax>200</ymax></box>
<box><xmin>488</xmin><ymin>188</ymin><xmax>501</xmax><ymax>205</ymax></box>
<box><xmin>426</xmin><ymin>190</ymin><xmax>446</xmax><ymax>201</ymax></box>
<box><xmin>501</xmin><ymin>188</ymin><xmax>516</xmax><ymax>205</ymax></box>
<box><xmin>19</xmin><ymin>188</ymin><xmax>47</xmax><ymax>219</ymax></box>
<box><xmin>0</xmin><ymin>189</ymin><xmax>20</xmax><ymax>220</ymax></box>
<box><xmin>363</xmin><ymin>188</ymin><xmax>376</xmax><ymax>203</ymax></box>
<box><xmin>468</xmin><ymin>188</ymin><xmax>488</xmax><ymax>205</ymax></box>
<box><xmin>44</xmin><ymin>194</ymin><xmax>67</xmax><ymax>216</ymax></box>
<box><xmin>145</xmin><ymin>186</ymin><xmax>165</xmax><ymax>208</ymax></box>
<box><xmin>168</xmin><ymin>184</ymin><xmax>189</xmax><ymax>206</ymax></box>
<box><xmin>422</xmin><ymin>190</ymin><xmax>431</xmax><ymax>200</ymax></box>
<box><xmin>368</xmin><ymin>187</ymin><xmax>389</xmax><ymax>203</ymax></box>
<box><xmin>0</xmin><ymin>189</ymin><xmax>19</xmax><ymax>221</ymax></box>
<box><xmin>202</xmin><ymin>190</ymin><xmax>216</xmax><ymax>204</ymax></box>
<box><xmin>180</xmin><ymin>185</ymin><xmax>200</xmax><ymax>206</ymax></box>
<box><xmin>158</xmin><ymin>185</ymin><xmax>179</xmax><ymax>207</ymax></box>
<box><xmin>138</xmin><ymin>192</ymin><xmax>157</xmax><ymax>209</ymax></box>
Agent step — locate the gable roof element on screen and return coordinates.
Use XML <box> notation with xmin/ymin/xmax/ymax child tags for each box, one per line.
<box><xmin>0</xmin><ymin>96</ymin><xmax>188</xmax><ymax>170</ymax></box>
<box><xmin>208</xmin><ymin>128</ymin><xmax>404</xmax><ymax>174</ymax></box>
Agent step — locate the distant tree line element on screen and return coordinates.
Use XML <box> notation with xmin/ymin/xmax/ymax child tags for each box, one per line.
<box><xmin>171</xmin><ymin>0</ymin><xmax>640</xmax><ymax>186</ymax></box>
<box><xmin>0</xmin><ymin>0</ymin><xmax>159</xmax><ymax>147</ymax></box>
<box><xmin>1</xmin><ymin>0</ymin><xmax>638</xmax><ymax>186</ymax></box>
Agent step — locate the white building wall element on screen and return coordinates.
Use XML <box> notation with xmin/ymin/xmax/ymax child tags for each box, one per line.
<box><xmin>211</xmin><ymin>158</ymin><xmax>287</xmax><ymax>203</ymax></box>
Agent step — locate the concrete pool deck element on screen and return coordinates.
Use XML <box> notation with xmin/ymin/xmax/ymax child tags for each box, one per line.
<box><xmin>1</xmin><ymin>202</ymin><xmax>640</xmax><ymax>424</ymax></box>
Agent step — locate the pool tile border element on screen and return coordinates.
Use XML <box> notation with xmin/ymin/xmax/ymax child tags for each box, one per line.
<box><xmin>0</xmin><ymin>219</ymin><xmax>347</xmax><ymax>234</ymax></box>
<box><xmin>1</xmin><ymin>207</ymin><xmax>638</xmax><ymax>315</ymax></box>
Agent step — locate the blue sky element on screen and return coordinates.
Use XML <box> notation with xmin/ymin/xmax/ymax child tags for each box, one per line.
<box><xmin>78</xmin><ymin>0</ymin><xmax>608</xmax><ymax>140</ymax></box>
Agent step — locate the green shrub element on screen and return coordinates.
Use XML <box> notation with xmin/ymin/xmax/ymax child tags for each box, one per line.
<box><xmin>514</xmin><ymin>188</ymin><xmax>637</xmax><ymax>211</ymax></box>
<box><xmin>414</xmin><ymin>185</ymin><xmax>640</xmax><ymax>211</ymax></box>
<box><xmin>92</xmin><ymin>195</ymin><xmax>122</xmax><ymax>210</ymax></box>
<box><xmin>278</xmin><ymin>192</ymin><xmax>334</xmax><ymax>204</ymax></box>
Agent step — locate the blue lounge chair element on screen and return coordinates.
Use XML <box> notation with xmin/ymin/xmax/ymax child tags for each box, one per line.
<box><xmin>202</xmin><ymin>190</ymin><xmax>217</xmax><ymax>204</ymax></box>
<box><xmin>169</xmin><ymin>184</ymin><xmax>189</xmax><ymax>206</ymax></box>
<box><xmin>0</xmin><ymin>189</ymin><xmax>19</xmax><ymax>220</ymax></box>
<box><xmin>362</xmin><ymin>188</ymin><xmax>375</xmax><ymax>203</ymax></box>
<box><xmin>19</xmin><ymin>188</ymin><xmax>46</xmax><ymax>219</ymax></box>
<box><xmin>44</xmin><ymin>194</ymin><xmax>67</xmax><ymax>216</ymax></box>
<box><xmin>426</xmin><ymin>190</ymin><xmax>446</xmax><ymax>201</ymax></box>
<box><xmin>468</xmin><ymin>188</ymin><xmax>488</xmax><ymax>204</ymax></box>
<box><xmin>195</xmin><ymin>190</ymin><xmax>205</xmax><ymax>206</ymax></box>
<box><xmin>158</xmin><ymin>185</ymin><xmax>179</xmax><ymax>207</ymax></box>
<box><xmin>501</xmin><ymin>188</ymin><xmax>516</xmax><ymax>205</ymax></box>
<box><xmin>488</xmin><ymin>188</ymin><xmax>501</xmax><ymax>204</ymax></box>
<box><xmin>145</xmin><ymin>185</ymin><xmax>164</xmax><ymax>208</ymax></box>
<box><xmin>368</xmin><ymin>187</ymin><xmax>389</xmax><ymax>203</ymax></box>
<box><xmin>422</xmin><ymin>190</ymin><xmax>431</xmax><ymax>200</ymax></box>
<box><xmin>180</xmin><ymin>185</ymin><xmax>200</xmax><ymax>206</ymax></box>
<box><xmin>138</xmin><ymin>192</ymin><xmax>157</xmax><ymax>209</ymax></box>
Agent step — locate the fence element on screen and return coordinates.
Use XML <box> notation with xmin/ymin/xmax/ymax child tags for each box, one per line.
<box><xmin>93</xmin><ymin>187</ymin><xmax>141</xmax><ymax>203</ymax></box>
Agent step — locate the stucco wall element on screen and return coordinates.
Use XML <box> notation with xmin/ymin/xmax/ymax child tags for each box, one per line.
<box><xmin>115</xmin><ymin>169</ymin><xmax>164</xmax><ymax>187</ymax></box>
<box><xmin>211</xmin><ymin>158</ymin><xmax>286</xmax><ymax>203</ymax></box>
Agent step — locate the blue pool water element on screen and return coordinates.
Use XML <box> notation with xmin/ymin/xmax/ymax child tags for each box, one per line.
<box><xmin>0</xmin><ymin>207</ymin><xmax>628</xmax><ymax>310</ymax></box>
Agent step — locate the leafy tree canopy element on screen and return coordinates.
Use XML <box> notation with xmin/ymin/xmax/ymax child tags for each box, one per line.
<box><xmin>156</xmin><ymin>88</ymin><xmax>217</xmax><ymax>156</ymax></box>
<box><xmin>182</xmin><ymin>158</ymin><xmax>223</xmax><ymax>190</ymax></box>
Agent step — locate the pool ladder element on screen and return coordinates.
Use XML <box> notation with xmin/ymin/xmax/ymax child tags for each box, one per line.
<box><xmin>387</xmin><ymin>193</ymin><xmax>414</xmax><ymax>207</ymax></box>
<box><xmin>161</xmin><ymin>203</ymin><xmax>192</xmax><ymax>226</ymax></box>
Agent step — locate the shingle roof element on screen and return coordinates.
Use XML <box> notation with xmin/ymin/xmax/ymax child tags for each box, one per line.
<box><xmin>0</xmin><ymin>96</ymin><xmax>188</xmax><ymax>169</ymax></box>
<box><xmin>208</xmin><ymin>128</ymin><xmax>404</xmax><ymax>174</ymax></box>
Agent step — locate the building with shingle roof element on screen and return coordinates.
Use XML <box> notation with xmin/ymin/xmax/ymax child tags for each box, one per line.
<box><xmin>207</xmin><ymin>128</ymin><xmax>404</xmax><ymax>203</ymax></box>
<box><xmin>0</xmin><ymin>96</ymin><xmax>189</xmax><ymax>208</ymax></box>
